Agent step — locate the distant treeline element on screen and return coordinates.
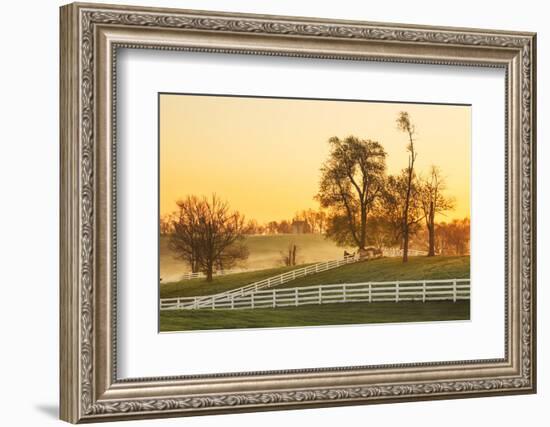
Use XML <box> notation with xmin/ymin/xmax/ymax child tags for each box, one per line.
<box><xmin>160</xmin><ymin>207</ymin><xmax>470</xmax><ymax>257</ymax></box>
<box><xmin>160</xmin><ymin>208</ymin><xmax>326</xmax><ymax>236</ymax></box>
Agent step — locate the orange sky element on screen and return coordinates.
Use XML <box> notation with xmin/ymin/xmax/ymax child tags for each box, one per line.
<box><xmin>160</xmin><ymin>94</ymin><xmax>470</xmax><ymax>223</ymax></box>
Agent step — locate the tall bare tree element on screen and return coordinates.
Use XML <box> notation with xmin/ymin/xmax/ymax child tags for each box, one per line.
<box><xmin>169</xmin><ymin>195</ymin><xmax>249</xmax><ymax>281</ymax></box>
<box><xmin>420</xmin><ymin>166</ymin><xmax>455</xmax><ymax>256</ymax></box>
<box><xmin>381</xmin><ymin>172</ymin><xmax>424</xmax><ymax>250</ymax></box>
<box><xmin>396</xmin><ymin>111</ymin><xmax>418</xmax><ymax>262</ymax></box>
<box><xmin>316</xmin><ymin>136</ymin><xmax>386</xmax><ymax>254</ymax></box>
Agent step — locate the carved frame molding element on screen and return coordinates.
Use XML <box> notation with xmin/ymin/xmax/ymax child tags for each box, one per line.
<box><xmin>60</xmin><ymin>2</ymin><xmax>536</xmax><ymax>423</ymax></box>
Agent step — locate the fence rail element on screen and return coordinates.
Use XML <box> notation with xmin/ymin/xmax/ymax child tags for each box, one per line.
<box><xmin>160</xmin><ymin>278</ymin><xmax>470</xmax><ymax>311</ymax></box>
<box><xmin>172</xmin><ymin>247</ymin><xmax>426</xmax><ymax>280</ymax></box>
<box><xmin>170</xmin><ymin>248</ymin><xmax>428</xmax><ymax>280</ymax></box>
<box><xmin>162</xmin><ymin>255</ymin><xmax>359</xmax><ymax>309</ymax></box>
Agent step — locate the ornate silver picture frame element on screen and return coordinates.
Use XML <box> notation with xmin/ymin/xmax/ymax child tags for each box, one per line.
<box><xmin>60</xmin><ymin>2</ymin><xmax>536</xmax><ymax>423</ymax></box>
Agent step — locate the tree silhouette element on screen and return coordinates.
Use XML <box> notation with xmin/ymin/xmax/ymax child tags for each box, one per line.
<box><xmin>317</xmin><ymin>136</ymin><xmax>386</xmax><ymax>254</ymax></box>
<box><xmin>169</xmin><ymin>194</ymin><xmax>249</xmax><ymax>281</ymax></box>
<box><xmin>396</xmin><ymin>111</ymin><xmax>418</xmax><ymax>262</ymax></box>
<box><xmin>420</xmin><ymin>166</ymin><xmax>455</xmax><ymax>256</ymax></box>
<box><xmin>381</xmin><ymin>172</ymin><xmax>423</xmax><ymax>249</ymax></box>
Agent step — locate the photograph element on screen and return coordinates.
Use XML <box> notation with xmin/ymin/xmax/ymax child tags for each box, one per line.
<box><xmin>158</xmin><ymin>94</ymin><xmax>471</xmax><ymax>332</ymax></box>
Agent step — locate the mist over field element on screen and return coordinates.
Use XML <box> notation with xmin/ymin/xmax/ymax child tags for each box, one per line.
<box><xmin>160</xmin><ymin>234</ymin><xmax>353</xmax><ymax>282</ymax></box>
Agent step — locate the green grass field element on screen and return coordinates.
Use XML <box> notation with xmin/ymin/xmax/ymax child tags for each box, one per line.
<box><xmin>160</xmin><ymin>255</ymin><xmax>469</xmax><ymax>299</ymax></box>
<box><xmin>159</xmin><ymin>255</ymin><xmax>470</xmax><ymax>332</ymax></box>
<box><xmin>160</xmin><ymin>264</ymin><xmax>313</xmax><ymax>299</ymax></box>
<box><xmin>273</xmin><ymin>255</ymin><xmax>469</xmax><ymax>289</ymax></box>
<box><xmin>160</xmin><ymin>300</ymin><xmax>470</xmax><ymax>332</ymax></box>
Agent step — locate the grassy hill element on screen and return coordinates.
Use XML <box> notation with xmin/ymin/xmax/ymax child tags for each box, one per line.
<box><xmin>160</xmin><ymin>264</ymin><xmax>312</xmax><ymax>299</ymax></box>
<box><xmin>272</xmin><ymin>255</ymin><xmax>470</xmax><ymax>290</ymax></box>
<box><xmin>160</xmin><ymin>256</ymin><xmax>470</xmax><ymax>332</ymax></box>
<box><xmin>160</xmin><ymin>300</ymin><xmax>469</xmax><ymax>331</ymax></box>
<box><xmin>160</xmin><ymin>255</ymin><xmax>469</xmax><ymax>299</ymax></box>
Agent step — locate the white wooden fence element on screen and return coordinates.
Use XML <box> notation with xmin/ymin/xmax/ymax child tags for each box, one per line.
<box><xmin>173</xmin><ymin>248</ymin><xmax>425</xmax><ymax>280</ymax></box>
<box><xmin>160</xmin><ymin>278</ymin><xmax>470</xmax><ymax>311</ymax></box>
<box><xmin>162</xmin><ymin>255</ymin><xmax>359</xmax><ymax>310</ymax></box>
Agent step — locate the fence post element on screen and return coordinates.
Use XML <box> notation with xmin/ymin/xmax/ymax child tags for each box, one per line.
<box><xmin>318</xmin><ymin>287</ymin><xmax>322</xmax><ymax>304</ymax></box>
<box><xmin>251</xmin><ymin>294</ymin><xmax>254</xmax><ymax>309</ymax></box>
<box><xmin>295</xmin><ymin>288</ymin><xmax>299</xmax><ymax>306</ymax></box>
<box><xmin>273</xmin><ymin>290</ymin><xmax>276</xmax><ymax>308</ymax></box>
<box><xmin>343</xmin><ymin>284</ymin><xmax>347</xmax><ymax>302</ymax></box>
<box><xmin>368</xmin><ymin>283</ymin><xmax>372</xmax><ymax>303</ymax></box>
<box><xmin>212</xmin><ymin>298</ymin><xmax>216</xmax><ymax>310</ymax></box>
<box><xmin>395</xmin><ymin>281</ymin><xmax>399</xmax><ymax>303</ymax></box>
<box><xmin>231</xmin><ymin>295</ymin><xmax>234</xmax><ymax>309</ymax></box>
<box><xmin>194</xmin><ymin>297</ymin><xmax>198</xmax><ymax>310</ymax></box>
<box><xmin>453</xmin><ymin>279</ymin><xmax>457</xmax><ymax>302</ymax></box>
<box><xmin>422</xmin><ymin>281</ymin><xmax>426</xmax><ymax>303</ymax></box>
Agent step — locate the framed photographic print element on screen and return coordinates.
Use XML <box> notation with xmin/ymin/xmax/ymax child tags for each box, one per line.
<box><xmin>60</xmin><ymin>2</ymin><xmax>537</xmax><ymax>423</ymax></box>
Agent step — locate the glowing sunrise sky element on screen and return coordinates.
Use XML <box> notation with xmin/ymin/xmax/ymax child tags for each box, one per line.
<box><xmin>160</xmin><ymin>94</ymin><xmax>470</xmax><ymax>223</ymax></box>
